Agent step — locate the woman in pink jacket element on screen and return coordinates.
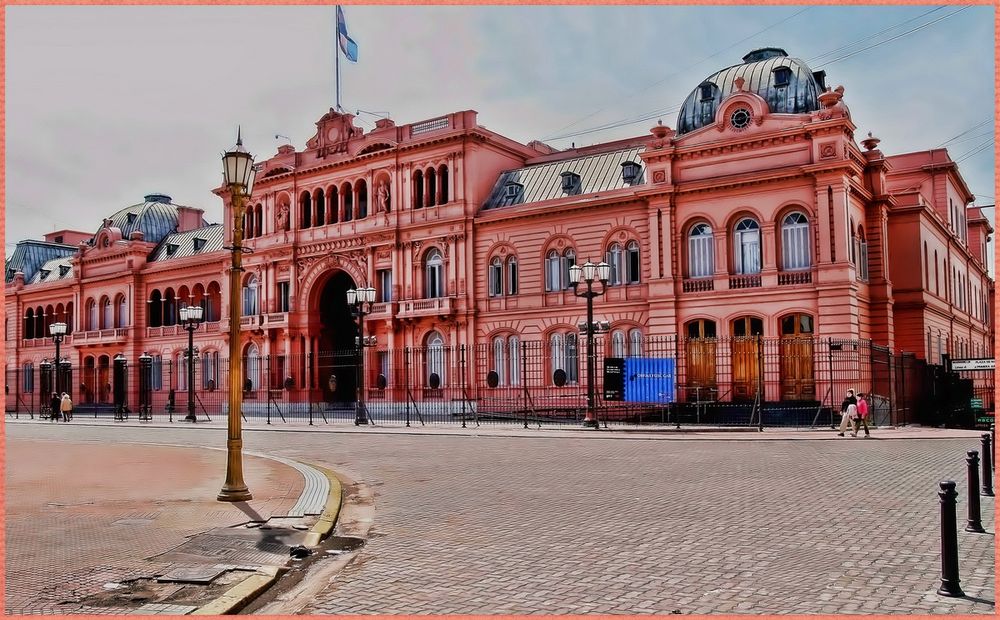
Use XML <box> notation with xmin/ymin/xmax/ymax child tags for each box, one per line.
<box><xmin>852</xmin><ymin>393</ymin><xmax>871</xmax><ymax>437</ymax></box>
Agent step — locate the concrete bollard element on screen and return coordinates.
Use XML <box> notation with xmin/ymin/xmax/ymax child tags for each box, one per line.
<box><xmin>965</xmin><ymin>451</ymin><xmax>985</xmax><ymax>533</ymax></box>
<box><xmin>937</xmin><ymin>480</ymin><xmax>964</xmax><ymax>597</ymax></box>
<box><xmin>980</xmin><ymin>434</ymin><xmax>994</xmax><ymax>497</ymax></box>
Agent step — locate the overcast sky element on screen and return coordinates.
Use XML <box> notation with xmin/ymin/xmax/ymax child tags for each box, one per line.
<box><xmin>6</xmin><ymin>5</ymin><xmax>995</xmax><ymax>259</ymax></box>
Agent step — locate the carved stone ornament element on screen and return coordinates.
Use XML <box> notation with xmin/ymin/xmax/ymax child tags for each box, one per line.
<box><xmin>653</xmin><ymin>170</ymin><xmax>666</xmax><ymax>183</ymax></box>
<box><xmin>618</xmin><ymin>231</ymin><xmax>627</xmax><ymax>241</ymax></box>
<box><xmin>820</xmin><ymin>144</ymin><xmax>837</xmax><ymax>159</ymax></box>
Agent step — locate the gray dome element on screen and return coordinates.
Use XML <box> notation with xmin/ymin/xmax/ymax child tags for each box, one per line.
<box><xmin>100</xmin><ymin>194</ymin><xmax>180</xmax><ymax>245</ymax></box>
<box><xmin>676</xmin><ymin>48</ymin><xmax>825</xmax><ymax>135</ymax></box>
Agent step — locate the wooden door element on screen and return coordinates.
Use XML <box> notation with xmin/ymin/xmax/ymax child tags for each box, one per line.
<box><xmin>779</xmin><ymin>314</ymin><xmax>815</xmax><ymax>400</ymax></box>
<box><xmin>731</xmin><ymin>317</ymin><xmax>763</xmax><ymax>400</ymax></box>
<box><xmin>685</xmin><ymin>320</ymin><xmax>717</xmax><ymax>400</ymax></box>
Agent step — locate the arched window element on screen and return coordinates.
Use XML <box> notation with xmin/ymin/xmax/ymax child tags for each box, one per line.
<box><xmin>177</xmin><ymin>351</ymin><xmax>188</xmax><ymax>391</ymax></box>
<box><xmin>426</xmin><ymin>331</ymin><xmax>445</xmax><ymax>386</ymax></box>
<box><xmin>242</xmin><ymin>275</ymin><xmax>259</xmax><ymax>316</ymax></box>
<box><xmin>438</xmin><ymin>165</ymin><xmax>449</xmax><ymax>204</ymax></box>
<box><xmin>255</xmin><ymin>204</ymin><xmax>263</xmax><ymax>237</ymax></box>
<box><xmin>202</xmin><ymin>350</ymin><xmax>220</xmax><ymax>390</ymax></box>
<box><xmin>934</xmin><ymin>250</ymin><xmax>939</xmax><ymax>294</ymax></box>
<box><xmin>856</xmin><ymin>225</ymin><xmax>869</xmax><ymax>281</ymax></box>
<box><xmin>244</xmin><ymin>343</ymin><xmax>260</xmax><ymax>392</ymax></box>
<box><xmin>314</xmin><ymin>189</ymin><xmax>325</xmax><ymax>226</ymax></box>
<box><xmin>488</xmin><ymin>257</ymin><xmax>503</xmax><ymax>297</ymax></box>
<box><xmin>35</xmin><ymin>305</ymin><xmax>43</xmax><ymax>337</ymax></box>
<box><xmin>562</xmin><ymin>248</ymin><xmax>576</xmax><ymax>290</ymax></box>
<box><xmin>328</xmin><ymin>186</ymin><xmax>339</xmax><ymax>223</ymax></box>
<box><xmin>244</xmin><ymin>211</ymin><xmax>253</xmax><ymax>239</ymax></box>
<box><xmin>101</xmin><ymin>296</ymin><xmax>113</xmax><ymax>330</ymax></box>
<box><xmin>549</xmin><ymin>332</ymin><xmax>578</xmax><ymax>384</ymax></box>
<box><xmin>507</xmin><ymin>256</ymin><xmax>518</xmax><ymax>295</ymax></box>
<box><xmin>545</xmin><ymin>250</ymin><xmax>561</xmax><ymax>292</ymax></box>
<box><xmin>626</xmin><ymin>240</ymin><xmax>641</xmax><ymax>284</ymax></box>
<box><xmin>550</xmin><ymin>333</ymin><xmax>565</xmax><ymax>382</ymax></box>
<box><xmin>342</xmin><ymin>182</ymin><xmax>353</xmax><ymax>222</ymax></box>
<box><xmin>733</xmin><ymin>218</ymin><xmax>761</xmax><ymax>275</ymax></box>
<box><xmin>781</xmin><ymin>212</ymin><xmax>810</xmax><ymax>270</ymax></box>
<box><xmin>508</xmin><ymin>335</ymin><xmax>520</xmax><ymax>385</ymax></box>
<box><xmin>611</xmin><ymin>330</ymin><xmax>626</xmax><ymax>358</ymax></box>
<box><xmin>780</xmin><ymin>313</ymin><xmax>814</xmax><ymax>336</ymax></box>
<box><xmin>300</xmin><ymin>192</ymin><xmax>312</xmax><ymax>229</ymax></box>
<box><xmin>357</xmin><ymin>180</ymin><xmax>368</xmax><ymax>219</ymax></box>
<box><xmin>24</xmin><ymin>308</ymin><xmax>35</xmax><ymax>339</ymax></box>
<box><xmin>427</xmin><ymin>168</ymin><xmax>437</xmax><ymax>207</ymax></box>
<box><xmin>425</xmin><ymin>249</ymin><xmax>444</xmax><ymax>298</ymax></box>
<box><xmin>163</xmin><ymin>289</ymin><xmax>176</xmax><ymax>326</ymax></box>
<box><xmin>413</xmin><ymin>170</ymin><xmax>424</xmax><ymax>209</ymax></box>
<box><xmin>688</xmin><ymin>223</ymin><xmax>714</xmax><ymax>278</ymax></box>
<box><xmin>606</xmin><ymin>243</ymin><xmax>622</xmax><ymax>286</ymax></box>
<box><xmin>629</xmin><ymin>329</ymin><xmax>643</xmax><ymax>356</ymax></box>
<box><xmin>116</xmin><ymin>295</ymin><xmax>128</xmax><ymax>328</ymax></box>
<box><xmin>147</xmin><ymin>292</ymin><xmax>161</xmax><ymax>328</ymax></box>
<box><xmin>849</xmin><ymin>218</ymin><xmax>856</xmax><ymax>264</ymax></box>
<box><xmin>493</xmin><ymin>336</ymin><xmax>507</xmax><ymax>386</ymax></box>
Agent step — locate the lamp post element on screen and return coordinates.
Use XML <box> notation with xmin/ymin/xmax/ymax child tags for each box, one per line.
<box><xmin>49</xmin><ymin>322</ymin><xmax>67</xmax><ymax>394</ymax></box>
<box><xmin>180</xmin><ymin>305</ymin><xmax>204</xmax><ymax>422</ymax></box>
<box><xmin>138</xmin><ymin>352</ymin><xmax>152</xmax><ymax>421</ymax></box>
<box><xmin>218</xmin><ymin>129</ymin><xmax>256</xmax><ymax>503</ymax></box>
<box><xmin>347</xmin><ymin>286</ymin><xmax>377</xmax><ymax>426</ymax></box>
<box><xmin>569</xmin><ymin>260</ymin><xmax>611</xmax><ymax>428</ymax></box>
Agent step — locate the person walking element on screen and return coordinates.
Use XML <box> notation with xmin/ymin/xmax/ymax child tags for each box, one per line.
<box><xmin>49</xmin><ymin>392</ymin><xmax>61</xmax><ymax>422</ymax></box>
<box><xmin>60</xmin><ymin>392</ymin><xmax>73</xmax><ymax>422</ymax></box>
<box><xmin>838</xmin><ymin>389</ymin><xmax>857</xmax><ymax>436</ymax></box>
<box><xmin>853</xmin><ymin>392</ymin><xmax>871</xmax><ymax>438</ymax></box>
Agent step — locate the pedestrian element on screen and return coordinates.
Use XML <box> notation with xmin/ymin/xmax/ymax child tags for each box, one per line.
<box><xmin>853</xmin><ymin>392</ymin><xmax>871</xmax><ymax>438</ymax></box>
<box><xmin>60</xmin><ymin>392</ymin><xmax>73</xmax><ymax>422</ymax></box>
<box><xmin>838</xmin><ymin>388</ymin><xmax>857</xmax><ymax>437</ymax></box>
<box><xmin>49</xmin><ymin>392</ymin><xmax>60</xmax><ymax>422</ymax></box>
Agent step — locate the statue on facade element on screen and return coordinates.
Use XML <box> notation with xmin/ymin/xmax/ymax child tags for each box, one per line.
<box><xmin>376</xmin><ymin>181</ymin><xmax>390</xmax><ymax>213</ymax></box>
<box><xmin>276</xmin><ymin>204</ymin><xmax>290</xmax><ymax>231</ymax></box>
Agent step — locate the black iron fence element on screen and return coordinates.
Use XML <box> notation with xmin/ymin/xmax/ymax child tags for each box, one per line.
<box><xmin>5</xmin><ymin>336</ymin><xmax>991</xmax><ymax>428</ymax></box>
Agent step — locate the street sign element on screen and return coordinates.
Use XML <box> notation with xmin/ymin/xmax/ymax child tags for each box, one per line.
<box><xmin>950</xmin><ymin>358</ymin><xmax>995</xmax><ymax>371</ymax></box>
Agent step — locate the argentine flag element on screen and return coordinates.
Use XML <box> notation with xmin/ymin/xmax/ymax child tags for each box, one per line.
<box><xmin>337</xmin><ymin>6</ymin><xmax>359</xmax><ymax>63</ymax></box>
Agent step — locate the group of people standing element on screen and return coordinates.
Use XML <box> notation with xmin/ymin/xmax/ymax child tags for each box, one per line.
<box><xmin>838</xmin><ymin>388</ymin><xmax>871</xmax><ymax>437</ymax></box>
<box><xmin>47</xmin><ymin>392</ymin><xmax>73</xmax><ymax>422</ymax></box>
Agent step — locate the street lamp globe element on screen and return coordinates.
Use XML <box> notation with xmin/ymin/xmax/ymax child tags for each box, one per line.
<box><xmin>49</xmin><ymin>322</ymin><xmax>67</xmax><ymax>337</ymax></box>
<box><xmin>568</xmin><ymin>264</ymin><xmax>582</xmax><ymax>285</ymax></box>
<box><xmin>346</xmin><ymin>288</ymin><xmax>358</xmax><ymax>305</ymax></box>
<box><xmin>596</xmin><ymin>261</ymin><xmax>612</xmax><ymax>284</ymax></box>
<box><xmin>362</xmin><ymin>287</ymin><xmax>376</xmax><ymax>304</ymax></box>
<box><xmin>581</xmin><ymin>261</ymin><xmax>597</xmax><ymax>283</ymax></box>
<box><xmin>222</xmin><ymin>128</ymin><xmax>256</xmax><ymax>195</ymax></box>
<box><xmin>187</xmin><ymin>305</ymin><xmax>204</xmax><ymax>323</ymax></box>
<box><xmin>179</xmin><ymin>306</ymin><xmax>189</xmax><ymax>323</ymax></box>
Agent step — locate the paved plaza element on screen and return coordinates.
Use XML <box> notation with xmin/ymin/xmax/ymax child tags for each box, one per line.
<box><xmin>5</xmin><ymin>421</ymin><xmax>996</xmax><ymax>614</ymax></box>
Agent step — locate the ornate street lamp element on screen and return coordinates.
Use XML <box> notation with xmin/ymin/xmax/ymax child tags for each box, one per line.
<box><xmin>138</xmin><ymin>352</ymin><xmax>153</xmax><ymax>421</ymax></box>
<box><xmin>569</xmin><ymin>260</ymin><xmax>611</xmax><ymax>428</ymax></box>
<box><xmin>49</xmin><ymin>322</ymin><xmax>67</xmax><ymax>394</ymax></box>
<box><xmin>218</xmin><ymin>129</ymin><xmax>256</xmax><ymax>503</ymax></box>
<box><xmin>347</xmin><ymin>286</ymin><xmax>377</xmax><ymax>425</ymax></box>
<box><xmin>180</xmin><ymin>305</ymin><xmax>204</xmax><ymax>422</ymax></box>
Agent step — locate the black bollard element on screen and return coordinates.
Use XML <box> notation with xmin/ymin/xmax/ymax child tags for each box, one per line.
<box><xmin>965</xmin><ymin>451</ymin><xmax>985</xmax><ymax>533</ymax></box>
<box><xmin>981</xmin><ymin>434</ymin><xmax>994</xmax><ymax>497</ymax></box>
<box><xmin>937</xmin><ymin>480</ymin><xmax>964</xmax><ymax>597</ymax></box>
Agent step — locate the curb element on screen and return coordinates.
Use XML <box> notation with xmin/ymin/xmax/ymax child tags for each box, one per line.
<box><xmin>302</xmin><ymin>464</ymin><xmax>344</xmax><ymax>547</ymax></box>
<box><xmin>190</xmin><ymin>461</ymin><xmax>344</xmax><ymax>615</ymax></box>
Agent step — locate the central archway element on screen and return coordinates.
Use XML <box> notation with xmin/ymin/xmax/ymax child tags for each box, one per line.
<box><xmin>316</xmin><ymin>270</ymin><xmax>359</xmax><ymax>405</ymax></box>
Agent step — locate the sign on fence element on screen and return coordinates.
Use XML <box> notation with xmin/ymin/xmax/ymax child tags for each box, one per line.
<box><xmin>603</xmin><ymin>357</ymin><xmax>625</xmax><ymax>402</ymax></box>
<box><xmin>950</xmin><ymin>358</ymin><xmax>995</xmax><ymax>372</ymax></box>
<box><xmin>624</xmin><ymin>358</ymin><xmax>675</xmax><ymax>404</ymax></box>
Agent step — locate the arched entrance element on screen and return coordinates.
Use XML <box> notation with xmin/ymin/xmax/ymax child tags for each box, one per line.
<box><xmin>315</xmin><ymin>270</ymin><xmax>359</xmax><ymax>405</ymax></box>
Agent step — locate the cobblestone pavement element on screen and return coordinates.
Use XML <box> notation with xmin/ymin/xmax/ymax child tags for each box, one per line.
<box><xmin>6</xmin><ymin>422</ymin><xmax>995</xmax><ymax>614</ymax></box>
<box><xmin>4</xmin><ymin>433</ymin><xmax>304</xmax><ymax>615</ymax></box>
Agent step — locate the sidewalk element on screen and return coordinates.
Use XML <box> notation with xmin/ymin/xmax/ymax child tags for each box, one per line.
<box><xmin>5</xmin><ymin>437</ymin><xmax>336</xmax><ymax>615</ymax></box>
<box><xmin>7</xmin><ymin>415</ymin><xmax>989</xmax><ymax>441</ymax></box>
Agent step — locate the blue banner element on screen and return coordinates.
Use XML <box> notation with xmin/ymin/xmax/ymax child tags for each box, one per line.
<box><xmin>624</xmin><ymin>357</ymin><xmax>675</xmax><ymax>403</ymax></box>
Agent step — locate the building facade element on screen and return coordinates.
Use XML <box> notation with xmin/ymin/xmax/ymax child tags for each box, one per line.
<box><xmin>5</xmin><ymin>48</ymin><xmax>993</xmax><ymax>414</ymax></box>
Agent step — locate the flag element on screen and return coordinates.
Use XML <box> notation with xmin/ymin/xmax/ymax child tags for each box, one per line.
<box><xmin>337</xmin><ymin>6</ymin><xmax>359</xmax><ymax>63</ymax></box>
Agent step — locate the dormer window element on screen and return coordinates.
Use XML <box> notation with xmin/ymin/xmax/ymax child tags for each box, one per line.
<box><xmin>699</xmin><ymin>83</ymin><xmax>716</xmax><ymax>101</ymax></box>
<box><xmin>621</xmin><ymin>161</ymin><xmax>641</xmax><ymax>184</ymax></box>
<box><xmin>54</xmin><ymin>235</ymin><xmax>63</xmax><ymax>244</ymax></box>
<box><xmin>127</xmin><ymin>212</ymin><xmax>137</xmax><ymax>224</ymax></box>
<box><xmin>503</xmin><ymin>182</ymin><xmax>523</xmax><ymax>200</ymax></box>
<box><xmin>59</xmin><ymin>265</ymin><xmax>70</xmax><ymax>277</ymax></box>
<box><xmin>773</xmin><ymin>66</ymin><xmax>792</xmax><ymax>87</ymax></box>
<box><xmin>560</xmin><ymin>171</ymin><xmax>581</xmax><ymax>194</ymax></box>
<box><xmin>39</xmin><ymin>269</ymin><xmax>51</xmax><ymax>280</ymax></box>
<box><xmin>193</xmin><ymin>237</ymin><xmax>206</xmax><ymax>252</ymax></box>
<box><xmin>166</xmin><ymin>243</ymin><xmax>179</xmax><ymax>256</ymax></box>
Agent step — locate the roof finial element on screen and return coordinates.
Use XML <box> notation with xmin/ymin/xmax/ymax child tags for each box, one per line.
<box><xmin>237</xmin><ymin>125</ymin><xmax>243</xmax><ymax>147</ymax></box>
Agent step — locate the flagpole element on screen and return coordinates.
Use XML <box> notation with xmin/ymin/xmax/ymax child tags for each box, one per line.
<box><xmin>335</xmin><ymin>5</ymin><xmax>342</xmax><ymax>111</ymax></box>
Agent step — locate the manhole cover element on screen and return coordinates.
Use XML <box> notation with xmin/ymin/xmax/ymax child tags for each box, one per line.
<box><xmin>157</xmin><ymin>566</ymin><xmax>228</xmax><ymax>584</ymax></box>
<box><xmin>151</xmin><ymin>527</ymin><xmax>307</xmax><ymax>567</ymax></box>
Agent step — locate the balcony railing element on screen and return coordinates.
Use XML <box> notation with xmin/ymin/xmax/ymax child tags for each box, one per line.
<box><xmin>398</xmin><ymin>297</ymin><xmax>455</xmax><ymax>318</ymax></box>
<box><xmin>368</xmin><ymin>302</ymin><xmax>395</xmax><ymax>319</ymax></box>
<box><xmin>74</xmin><ymin>328</ymin><xmax>129</xmax><ymax>342</ymax></box>
<box><xmin>265</xmin><ymin>312</ymin><xmax>287</xmax><ymax>326</ymax></box>
<box><xmin>778</xmin><ymin>271</ymin><xmax>813</xmax><ymax>286</ymax></box>
<box><xmin>729</xmin><ymin>274</ymin><xmax>762</xmax><ymax>289</ymax></box>
<box><xmin>682</xmin><ymin>278</ymin><xmax>714</xmax><ymax>293</ymax></box>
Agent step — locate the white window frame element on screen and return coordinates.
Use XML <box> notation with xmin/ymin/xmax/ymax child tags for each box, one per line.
<box><xmin>781</xmin><ymin>212</ymin><xmax>810</xmax><ymax>271</ymax></box>
<box><xmin>688</xmin><ymin>223</ymin><xmax>714</xmax><ymax>278</ymax></box>
<box><xmin>626</xmin><ymin>240</ymin><xmax>641</xmax><ymax>284</ymax></box>
<box><xmin>606</xmin><ymin>243</ymin><xmax>622</xmax><ymax>286</ymax></box>
<box><xmin>425</xmin><ymin>250</ymin><xmax>444</xmax><ymax>299</ymax></box>
<box><xmin>507</xmin><ymin>257</ymin><xmax>518</xmax><ymax>295</ymax></box>
<box><xmin>426</xmin><ymin>331</ymin><xmax>445</xmax><ymax>386</ymax></box>
<box><xmin>488</xmin><ymin>257</ymin><xmax>503</xmax><ymax>297</ymax></box>
<box><xmin>734</xmin><ymin>218</ymin><xmax>761</xmax><ymax>275</ymax></box>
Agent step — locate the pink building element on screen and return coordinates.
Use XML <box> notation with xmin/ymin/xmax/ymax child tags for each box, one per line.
<box><xmin>5</xmin><ymin>48</ymin><xmax>993</xmax><ymax>422</ymax></box>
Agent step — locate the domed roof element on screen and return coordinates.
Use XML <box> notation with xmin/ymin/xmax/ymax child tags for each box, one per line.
<box><xmin>99</xmin><ymin>194</ymin><xmax>182</xmax><ymax>245</ymax></box>
<box><xmin>676</xmin><ymin>48</ymin><xmax>825</xmax><ymax>135</ymax></box>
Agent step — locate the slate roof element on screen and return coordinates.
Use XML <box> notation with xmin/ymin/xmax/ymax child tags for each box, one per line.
<box><xmin>4</xmin><ymin>241</ymin><xmax>76</xmax><ymax>283</ymax></box>
<box><xmin>482</xmin><ymin>146</ymin><xmax>646</xmax><ymax>210</ymax></box>
<box><xmin>676</xmin><ymin>47</ymin><xmax>824</xmax><ymax>135</ymax></box>
<box><xmin>102</xmin><ymin>194</ymin><xmax>201</xmax><ymax>245</ymax></box>
<box><xmin>29</xmin><ymin>256</ymin><xmax>75</xmax><ymax>284</ymax></box>
<box><xmin>149</xmin><ymin>224</ymin><xmax>224</xmax><ymax>262</ymax></box>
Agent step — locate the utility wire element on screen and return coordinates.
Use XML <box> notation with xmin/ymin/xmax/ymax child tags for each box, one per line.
<box><xmin>805</xmin><ymin>6</ymin><xmax>945</xmax><ymax>64</ymax></box>
<box><xmin>936</xmin><ymin>119</ymin><xmax>991</xmax><ymax>147</ymax></box>
<box><xmin>953</xmin><ymin>137</ymin><xmax>994</xmax><ymax>165</ymax></box>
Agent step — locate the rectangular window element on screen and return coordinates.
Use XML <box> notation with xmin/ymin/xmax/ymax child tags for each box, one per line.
<box><xmin>22</xmin><ymin>364</ymin><xmax>33</xmax><ymax>393</ymax></box>
<box><xmin>378</xmin><ymin>270</ymin><xmax>392</xmax><ymax>302</ymax></box>
<box><xmin>488</xmin><ymin>262</ymin><xmax>502</xmax><ymax>297</ymax></box>
<box><xmin>626</xmin><ymin>244</ymin><xmax>641</xmax><ymax>283</ymax></box>
<box><xmin>152</xmin><ymin>355</ymin><xmax>162</xmax><ymax>390</ymax></box>
<box><xmin>858</xmin><ymin>240</ymin><xmax>869</xmax><ymax>282</ymax></box>
<box><xmin>277</xmin><ymin>281</ymin><xmax>290</xmax><ymax>313</ymax></box>
<box><xmin>508</xmin><ymin>261</ymin><xmax>518</xmax><ymax>295</ymax></box>
<box><xmin>545</xmin><ymin>254</ymin><xmax>560</xmax><ymax>292</ymax></box>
